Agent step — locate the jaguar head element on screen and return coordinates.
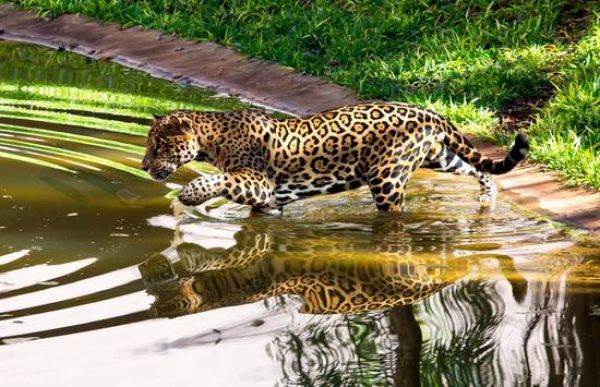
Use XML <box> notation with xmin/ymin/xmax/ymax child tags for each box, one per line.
<box><xmin>142</xmin><ymin>113</ymin><xmax>204</xmax><ymax>181</ymax></box>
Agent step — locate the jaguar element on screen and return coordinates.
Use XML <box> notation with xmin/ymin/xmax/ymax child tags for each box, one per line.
<box><xmin>141</xmin><ymin>102</ymin><xmax>528</xmax><ymax>212</ymax></box>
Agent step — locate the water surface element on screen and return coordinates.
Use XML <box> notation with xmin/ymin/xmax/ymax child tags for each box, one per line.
<box><xmin>0</xmin><ymin>42</ymin><xmax>599</xmax><ymax>387</ymax></box>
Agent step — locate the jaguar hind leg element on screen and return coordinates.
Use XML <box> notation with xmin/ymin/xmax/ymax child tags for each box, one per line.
<box><xmin>423</xmin><ymin>143</ymin><xmax>497</xmax><ymax>205</ymax></box>
<box><xmin>473</xmin><ymin>171</ymin><xmax>497</xmax><ymax>205</ymax></box>
<box><xmin>367</xmin><ymin>168</ymin><xmax>410</xmax><ymax>212</ymax></box>
<box><xmin>366</xmin><ymin>143</ymin><xmax>430</xmax><ymax>213</ymax></box>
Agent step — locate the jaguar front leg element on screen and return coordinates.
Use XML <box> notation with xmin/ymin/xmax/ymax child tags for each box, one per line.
<box><xmin>178</xmin><ymin>174</ymin><xmax>222</xmax><ymax>206</ymax></box>
<box><xmin>178</xmin><ymin>168</ymin><xmax>275</xmax><ymax>211</ymax></box>
<box><xmin>219</xmin><ymin>168</ymin><xmax>275</xmax><ymax>210</ymax></box>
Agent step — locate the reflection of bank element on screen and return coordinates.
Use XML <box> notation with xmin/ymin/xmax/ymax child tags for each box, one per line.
<box><xmin>141</xmin><ymin>203</ymin><xmax>598</xmax><ymax>386</ymax></box>
<box><xmin>418</xmin><ymin>247</ymin><xmax>600</xmax><ymax>386</ymax></box>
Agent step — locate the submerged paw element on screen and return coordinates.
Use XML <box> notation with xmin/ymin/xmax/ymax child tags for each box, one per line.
<box><xmin>477</xmin><ymin>193</ymin><xmax>497</xmax><ymax>206</ymax></box>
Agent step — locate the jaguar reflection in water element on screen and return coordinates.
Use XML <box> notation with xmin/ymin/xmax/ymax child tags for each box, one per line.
<box><xmin>140</xmin><ymin>215</ymin><xmax>528</xmax><ymax>316</ymax></box>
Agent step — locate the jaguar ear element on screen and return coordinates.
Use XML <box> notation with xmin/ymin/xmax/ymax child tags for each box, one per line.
<box><xmin>180</xmin><ymin>120</ymin><xmax>192</xmax><ymax>133</ymax></box>
<box><xmin>152</xmin><ymin>113</ymin><xmax>162</xmax><ymax>124</ymax></box>
<box><xmin>167</xmin><ymin>115</ymin><xmax>193</xmax><ymax>134</ymax></box>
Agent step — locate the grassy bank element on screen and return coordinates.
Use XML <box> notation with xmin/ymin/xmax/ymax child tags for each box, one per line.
<box><xmin>4</xmin><ymin>0</ymin><xmax>600</xmax><ymax>188</ymax></box>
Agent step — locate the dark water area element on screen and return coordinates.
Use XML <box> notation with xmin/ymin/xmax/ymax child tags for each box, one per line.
<box><xmin>0</xmin><ymin>41</ymin><xmax>599</xmax><ymax>386</ymax></box>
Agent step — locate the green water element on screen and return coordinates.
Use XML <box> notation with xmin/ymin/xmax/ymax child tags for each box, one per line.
<box><xmin>0</xmin><ymin>42</ymin><xmax>599</xmax><ymax>387</ymax></box>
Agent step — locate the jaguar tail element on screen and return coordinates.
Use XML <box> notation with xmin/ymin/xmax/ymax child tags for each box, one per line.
<box><xmin>441</xmin><ymin>122</ymin><xmax>529</xmax><ymax>174</ymax></box>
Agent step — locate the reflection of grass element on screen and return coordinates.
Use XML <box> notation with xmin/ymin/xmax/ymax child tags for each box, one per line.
<box><xmin>0</xmin><ymin>42</ymin><xmax>251</xmax><ymax>178</ymax></box>
<box><xmin>0</xmin><ymin>81</ymin><xmax>229</xmax><ymax>136</ymax></box>
<box><xmin>345</xmin><ymin>316</ymin><xmax>390</xmax><ymax>386</ymax></box>
<box><xmin>0</xmin><ymin>137</ymin><xmax>150</xmax><ymax>178</ymax></box>
<box><xmin>418</xmin><ymin>281</ymin><xmax>502</xmax><ymax>386</ymax></box>
<box><xmin>6</xmin><ymin>0</ymin><xmax>598</xmax><ymax>188</ymax></box>
<box><xmin>0</xmin><ymin>43</ymin><xmax>248</xmax><ymax>177</ymax></box>
<box><xmin>277</xmin><ymin>315</ymin><xmax>393</xmax><ymax>386</ymax></box>
<box><xmin>0</xmin><ymin>42</ymin><xmax>247</xmax><ymax>114</ymax></box>
<box><xmin>0</xmin><ymin>105</ymin><xmax>148</xmax><ymax>135</ymax></box>
<box><xmin>0</xmin><ymin>84</ymin><xmax>223</xmax><ymax>118</ymax></box>
<box><xmin>0</xmin><ymin>123</ymin><xmax>145</xmax><ymax>154</ymax></box>
<box><xmin>0</xmin><ymin>148</ymin><xmax>76</xmax><ymax>173</ymax></box>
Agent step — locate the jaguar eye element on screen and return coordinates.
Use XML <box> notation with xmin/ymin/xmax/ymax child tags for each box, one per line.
<box><xmin>152</xmin><ymin>147</ymin><xmax>159</xmax><ymax>158</ymax></box>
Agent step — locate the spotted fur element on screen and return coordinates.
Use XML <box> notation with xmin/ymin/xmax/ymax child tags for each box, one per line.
<box><xmin>142</xmin><ymin>103</ymin><xmax>528</xmax><ymax>212</ymax></box>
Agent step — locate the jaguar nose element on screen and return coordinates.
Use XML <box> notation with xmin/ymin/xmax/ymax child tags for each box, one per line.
<box><xmin>155</xmin><ymin>169</ymin><xmax>171</xmax><ymax>180</ymax></box>
<box><xmin>142</xmin><ymin>165</ymin><xmax>149</xmax><ymax>172</ymax></box>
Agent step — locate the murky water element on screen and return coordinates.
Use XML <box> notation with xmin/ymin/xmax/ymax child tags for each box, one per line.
<box><xmin>1</xmin><ymin>42</ymin><xmax>599</xmax><ymax>386</ymax></box>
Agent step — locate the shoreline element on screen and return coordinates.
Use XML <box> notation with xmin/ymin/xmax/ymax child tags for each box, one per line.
<box><xmin>1</xmin><ymin>4</ymin><xmax>598</xmax><ymax>234</ymax></box>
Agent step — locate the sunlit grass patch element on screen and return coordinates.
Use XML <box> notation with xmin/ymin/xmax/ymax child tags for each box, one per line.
<box><xmin>530</xmin><ymin>131</ymin><xmax>599</xmax><ymax>187</ymax></box>
<box><xmin>527</xmin><ymin>24</ymin><xmax>600</xmax><ymax>188</ymax></box>
<box><xmin>416</xmin><ymin>98</ymin><xmax>499</xmax><ymax>139</ymax></box>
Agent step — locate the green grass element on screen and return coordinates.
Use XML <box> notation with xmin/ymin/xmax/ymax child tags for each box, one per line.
<box><xmin>528</xmin><ymin>24</ymin><xmax>600</xmax><ymax>187</ymax></box>
<box><xmin>4</xmin><ymin>0</ymin><xmax>600</xmax><ymax>188</ymax></box>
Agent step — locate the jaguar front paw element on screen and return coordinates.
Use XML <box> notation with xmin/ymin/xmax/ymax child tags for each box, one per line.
<box><xmin>177</xmin><ymin>184</ymin><xmax>209</xmax><ymax>206</ymax></box>
<box><xmin>176</xmin><ymin>175</ymin><xmax>221</xmax><ymax>206</ymax></box>
<box><xmin>177</xmin><ymin>195</ymin><xmax>201</xmax><ymax>206</ymax></box>
<box><xmin>177</xmin><ymin>191</ymin><xmax>207</xmax><ymax>206</ymax></box>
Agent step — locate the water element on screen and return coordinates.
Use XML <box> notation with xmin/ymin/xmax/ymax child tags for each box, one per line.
<box><xmin>0</xmin><ymin>42</ymin><xmax>599</xmax><ymax>386</ymax></box>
